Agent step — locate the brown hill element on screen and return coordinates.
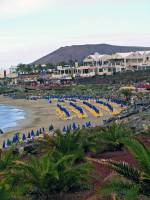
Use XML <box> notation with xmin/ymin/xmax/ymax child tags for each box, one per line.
<box><xmin>33</xmin><ymin>43</ymin><xmax>150</xmax><ymax>65</ymax></box>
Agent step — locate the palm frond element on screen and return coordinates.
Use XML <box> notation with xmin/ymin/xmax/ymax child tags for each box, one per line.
<box><xmin>122</xmin><ymin>138</ymin><xmax>150</xmax><ymax>176</ymax></box>
<box><xmin>0</xmin><ymin>186</ymin><xmax>10</xmax><ymax>200</ymax></box>
<box><xmin>0</xmin><ymin>147</ymin><xmax>18</xmax><ymax>171</ymax></box>
<box><xmin>108</xmin><ymin>160</ymin><xmax>141</xmax><ymax>184</ymax></box>
<box><xmin>86</xmin><ymin>157</ymin><xmax>141</xmax><ymax>184</ymax></box>
<box><xmin>98</xmin><ymin>179</ymin><xmax>139</xmax><ymax>200</ymax></box>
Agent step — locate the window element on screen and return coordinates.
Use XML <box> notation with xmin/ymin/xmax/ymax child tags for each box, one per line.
<box><xmin>83</xmin><ymin>69</ymin><xmax>89</xmax><ymax>74</ymax></box>
<box><xmin>99</xmin><ymin>69</ymin><xmax>103</xmax><ymax>72</ymax></box>
<box><xmin>104</xmin><ymin>61</ymin><xmax>108</xmax><ymax>65</ymax></box>
<box><xmin>108</xmin><ymin>68</ymin><xmax>112</xmax><ymax>72</ymax></box>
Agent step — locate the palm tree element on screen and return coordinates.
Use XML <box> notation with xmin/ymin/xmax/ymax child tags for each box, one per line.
<box><xmin>0</xmin><ymin>186</ymin><xmax>10</xmax><ymax>200</ymax></box>
<box><xmin>35</xmin><ymin>129</ymin><xmax>98</xmax><ymax>161</ymax></box>
<box><xmin>0</xmin><ymin>148</ymin><xmax>18</xmax><ymax>172</ymax></box>
<box><xmin>0</xmin><ymin>148</ymin><xmax>19</xmax><ymax>200</ymax></box>
<box><xmin>94</xmin><ymin>123</ymin><xmax>134</xmax><ymax>153</ymax></box>
<box><xmin>24</xmin><ymin>64</ymin><xmax>33</xmax><ymax>74</ymax></box>
<box><xmin>51</xmin><ymin>130</ymin><xmax>85</xmax><ymax>160</ymax></box>
<box><xmin>51</xmin><ymin>129</ymin><xmax>99</xmax><ymax>160</ymax></box>
<box><xmin>87</xmin><ymin>138</ymin><xmax>150</xmax><ymax>199</ymax></box>
<box><xmin>16</xmin><ymin>64</ymin><xmax>33</xmax><ymax>74</ymax></box>
<box><xmin>76</xmin><ymin>128</ymin><xmax>98</xmax><ymax>153</ymax></box>
<box><xmin>16</xmin><ymin>64</ymin><xmax>26</xmax><ymax>74</ymax></box>
<box><xmin>35</xmin><ymin>64</ymin><xmax>43</xmax><ymax>73</ymax></box>
<box><xmin>40</xmin><ymin>124</ymin><xmax>134</xmax><ymax>157</ymax></box>
<box><xmin>7</xmin><ymin>153</ymin><xmax>92</xmax><ymax>199</ymax></box>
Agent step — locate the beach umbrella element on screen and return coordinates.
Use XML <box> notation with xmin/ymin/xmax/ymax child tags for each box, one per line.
<box><xmin>28</xmin><ymin>132</ymin><xmax>31</xmax><ymax>139</ymax></box>
<box><xmin>2</xmin><ymin>141</ymin><xmax>6</xmax><ymax>149</ymax></box>
<box><xmin>49</xmin><ymin>125</ymin><xmax>54</xmax><ymax>132</ymax></box>
<box><xmin>39</xmin><ymin>128</ymin><xmax>42</xmax><ymax>134</ymax></box>
<box><xmin>31</xmin><ymin>130</ymin><xmax>35</xmax><ymax>137</ymax></box>
<box><xmin>7</xmin><ymin>139</ymin><xmax>11</xmax><ymax>147</ymax></box>
<box><xmin>88</xmin><ymin>121</ymin><xmax>92</xmax><ymax>127</ymax></box>
<box><xmin>63</xmin><ymin>126</ymin><xmax>67</xmax><ymax>133</ymax></box>
<box><xmin>85</xmin><ymin>122</ymin><xmax>89</xmax><ymax>128</ymax></box>
<box><xmin>72</xmin><ymin>123</ymin><xmax>77</xmax><ymax>130</ymax></box>
<box><xmin>12</xmin><ymin>135</ymin><xmax>16</xmax><ymax>143</ymax></box>
<box><xmin>22</xmin><ymin>133</ymin><xmax>26</xmax><ymax>141</ymax></box>
<box><xmin>51</xmin><ymin>124</ymin><xmax>54</xmax><ymax>130</ymax></box>
<box><xmin>15</xmin><ymin>134</ymin><xmax>19</xmax><ymax>142</ymax></box>
<box><xmin>36</xmin><ymin>130</ymin><xmax>39</xmax><ymax>136</ymax></box>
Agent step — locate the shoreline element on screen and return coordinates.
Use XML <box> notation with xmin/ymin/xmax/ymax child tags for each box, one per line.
<box><xmin>0</xmin><ymin>96</ymin><xmax>38</xmax><ymax>146</ymax></box>
<box><xmin>0</xmin><ymin>95</ymin><xmax>110</xmax><ymax>147</ymax></box>
<box><xmin>0</xmin><ymin>103</ymin><xmax>27</xmax><ymax>132</ymax></box>
<box><xmin>0</xmin><ymin>95</ymin><xmax>56</xmax><ymax>146</ymax></box>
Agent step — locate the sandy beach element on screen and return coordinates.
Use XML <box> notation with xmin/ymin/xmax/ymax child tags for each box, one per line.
<box><xmin>0</xmin><ymin>95</ymin><xmax>111</xmax><ymax>147</ymax></box>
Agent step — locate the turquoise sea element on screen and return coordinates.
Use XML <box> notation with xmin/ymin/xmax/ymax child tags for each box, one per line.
<box><xmin>0</xmin><ymin>104</ymin><xmax>26</xmax><ymax>132</ymax></box>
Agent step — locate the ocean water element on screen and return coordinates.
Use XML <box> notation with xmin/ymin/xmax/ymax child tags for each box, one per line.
<box><xmin>0</xmin><ymin>104</ymin><xmax>26</xmax><ymax>132</ymax></box>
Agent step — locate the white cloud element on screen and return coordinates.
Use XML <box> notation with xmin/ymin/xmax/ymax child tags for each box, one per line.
<box><xmin>0</xmin><ymin>0</ymin><xmax>146</xmax><ymax>18</ymax></box>
<box><xmin>0</xmin><ymin>0</ymin><xmax>49</xmax><ymax>18</ymax></box>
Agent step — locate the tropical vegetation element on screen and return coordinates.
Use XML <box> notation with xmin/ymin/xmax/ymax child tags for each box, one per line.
<box><xmin>87</xmin><ymin>138</ymin><xmax>150</xmax><ymax>200</ymax></box>
<box><xmin>0</xmin><ymin>122</ymin><xmax>150</xmax><ymax>199</ymax></box>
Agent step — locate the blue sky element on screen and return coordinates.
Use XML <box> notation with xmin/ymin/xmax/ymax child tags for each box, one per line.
<box><xmin>0</xmin><ymin>0</ymin><xmax>150</xmax><ymax>69</ymax></box>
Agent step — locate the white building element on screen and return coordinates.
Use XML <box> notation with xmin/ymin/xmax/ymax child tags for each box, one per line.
<box><xmin>52</xmin><ymin>66</ymin><xmax>74</xmax><ymax>79</ymax></box>
<box><xmin>75</xmin><ymin>65</ymin><xmax>113</xmax><ymax>77</ymax></box>
<box><xmin>83</xmin><ymin>52</ymin><xmax>111</xmax><ymax>66</ymax></box>
<box><xmin>83</xmin><ymin>51</ymin><xmax>150</xmax><ymax>72</ymax></box>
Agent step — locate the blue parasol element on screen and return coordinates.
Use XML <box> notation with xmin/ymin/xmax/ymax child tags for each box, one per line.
<box><xmin>27</xmin><ymin>132</ymin><xmax>31</xmax><ymax>139</ymax></box>
<box><xmin>2</xmin><ymin>141</ymin><xmax>6</xmax><ymax>149</ymax></box>
<box><xmin>36</xmin><ymin>130</ymin><xmax>39</xmax><ymax>136</ymax></box>
<box><xmin>22</xmin><ymin>133</ymin><xmax>26</xmax><ymax>141</ymax></box>
<box><xmin>31</xmin><ymin>130</ymin><xmax>35</xmax><ymax>137</ymax></box>
<box><xmin>63</xmin><ymin>126</ymin><xmax>67</xmax><ymax>132</ymax></box>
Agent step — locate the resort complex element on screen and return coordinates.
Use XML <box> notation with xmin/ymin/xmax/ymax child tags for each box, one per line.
<box><xmin>0</xmin><ymin>0</ymin><xmax>150</xmax><ymax>198</ymax></box>
<box><xmin>1</xmin><ymin>50</ymin><xmax>150</xmax><ymax>88</ymax></box>
<box><xmin>1</xmin><ymin>43</ymin><xmax>150</xmax><ymax>199</ymax></box>
<box><xmin>1</xmin><ymin>50</ymin><xmax>150</xmax><ymax>200</ymax></box>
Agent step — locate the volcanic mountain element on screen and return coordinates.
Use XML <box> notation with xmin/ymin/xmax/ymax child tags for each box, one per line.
<box><xmin>33</xmin><ymin>43</ymin><xmax>150</xmax><ymax>65</ymax></box>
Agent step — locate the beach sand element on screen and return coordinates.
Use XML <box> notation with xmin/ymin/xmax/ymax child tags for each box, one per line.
<box><xmin>0</xmin><ymin>95</ymin><xmax>110</xmax><ymax>147</ymax></box>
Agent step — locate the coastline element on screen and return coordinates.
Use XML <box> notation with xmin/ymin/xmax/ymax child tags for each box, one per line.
<box><xmin>0</xmin><ymin>96</ymin><xmax>37</xmax><ymax>146</ymax></box>
<box><xmin>0</xmin><ymin>95</ymin><xmax>56</xmax><ymax>146</ymax></box>
<box><xmin>0</xmin><ymin>103</ymin><xmax>27</xmax><ymax>132</ymax></box>
<box><xmin>0</xmin><ymin>95</ymin><xmax>107</xmax><ymax>147</ymax></box>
